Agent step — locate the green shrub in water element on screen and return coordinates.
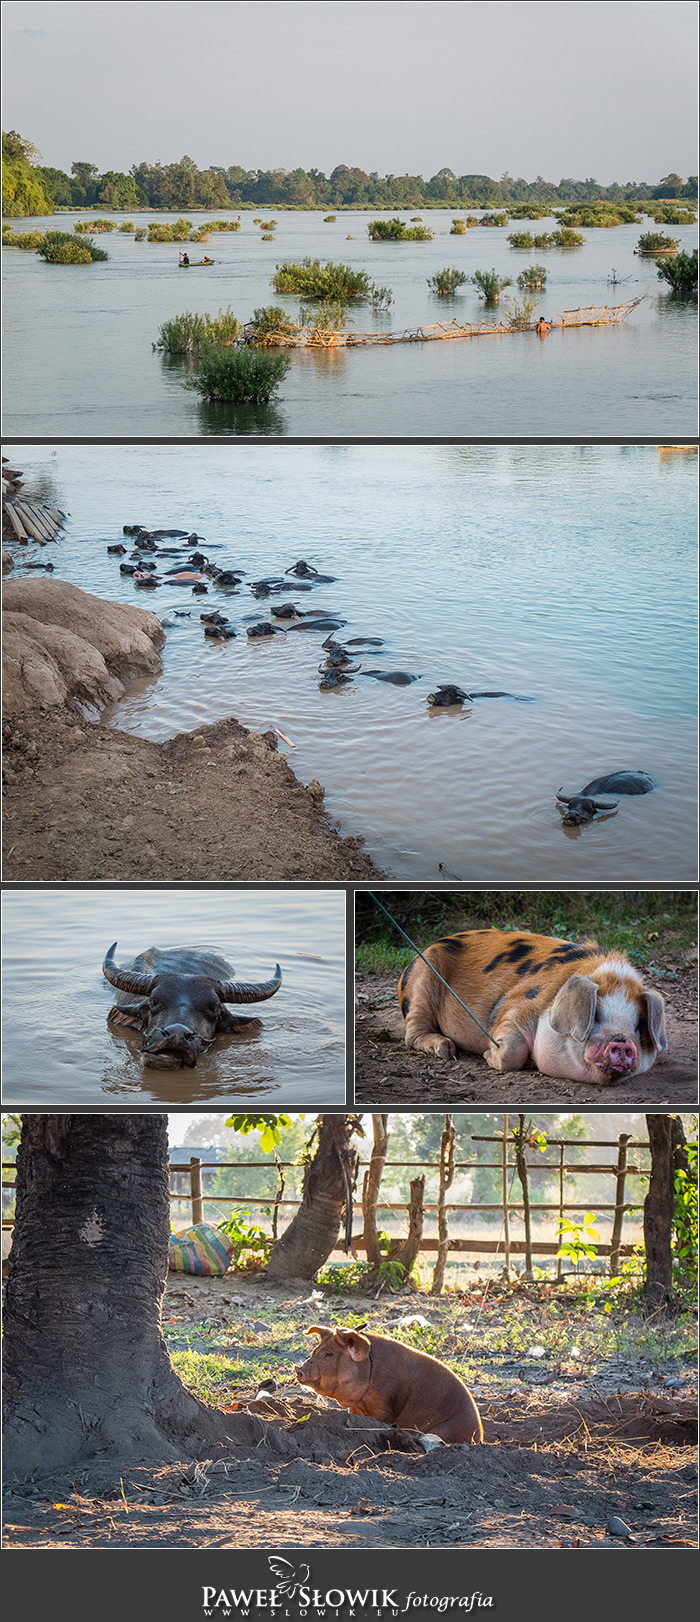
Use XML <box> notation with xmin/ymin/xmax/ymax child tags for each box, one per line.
<box><xmin>427</xmin><ymin>267</ymin><xmax>469</xmax><ymax>296</ymax></box>
<box><xmin>637</xmin><ymin>230</ymin><xmax>680</xmax><ymax>256</ymax></box>
<box><xmin>504</xmin><ymin>294</ymin><xmax>537</xmax><ymax>329</ymax></box>
<box><xmin>155</xmin><ymin>306</ymin><xmax>240</xmax><ymax>353</ymax></box>
<box><xmin>134</xmin><ymin>229</ymin><xmax>146</xmax><ymax>241</ymax></box>
<box><xmin>517</xmin><ymin>263</ymin><xmax>547</xmax><ymax>288</ymax></box>
<box><xmin>203</xmin><ymin>219</ymin><xmax>241</xmax><ymax>231</ymax></box>
<box><xmin>646</xmin><ymin>205</ymin><xmax>697</xmax><ymax>226</ymax></box>
<box><xmin>2</xmin><ymin>228</ymin><xmax>45</xmax><ymax>248</ymax></box>
<box><xmin>656</xmin><ymin>248</ymin><xmax>697</xmax><ymax>294</ymax></box>
<box><xmin>508</xmin><ymin>231</ymin><xmax>534</xmax><ymax>248</ymax></box>
<box><xmin>480</xmin><ymin>212</ymin><xmax>509</xmax><ymax>227</ymax></box>
<box><xmin>147</xmin><ymin>219</ymin><xmax>193</xmax><ymax>242</ymax></box>
<box><xmin>74</xmin><ymin>217</ymin><xmax>117</xmax><ymax>233</ymax></box>
<box><xmin>299</xmin><ymin>302</ymin><xmax>349</xmax><ymax>332</ymax></box>
<box><xmin>118</xmin><ymin>220</ymin><xmax>135</xmax><ymax>232</ymax></box>
<box><xmin>470</xmin><ymin>268</ymin><xmax>513</xmax><ymax>303</ymax></box>
<box><xmin>554</xmin><ymin>204</ymin><xmax>640</xmax><ymax>228</ymax></box>
<box><xmin>324</xmin><ymin>214</ymin><xmax>337</xmax><ymax>222</ymax></box>
<box><xmin>37</xmin><ymin>231</ymin><xmax>108</xmax><ymax>263</ymax></box>
<box><xmin>271</xmin><ymin>257</ymin><xmax>382</xmax><ymax>302</ymax></box>
<box><xmin>367</xmin><ymin>217</ymin><xmax>433</xmax><ymax>240</ymax></box>
<box><xmin>550</xmin><ymin>228</ymin><xmax>585</xmax><ymax>247</ymax></box>
<box><xmin>246</xmin><ymin>306</ymin><xmax>301</xmax><ymax>341</ymax></box>
<box><xmin>450</xmin><ymin>218</ymin><xmax>467</xmax><ymax>234</ymax></box>
<box><xmin>508</xmin><ymin>204</ymin><xmax>550</xmax><ymax>220</ymax></box>
<box><xmin>188</xmin><ymin>344</ymin><xmax>290</xmax><ymax>402</ymax></box>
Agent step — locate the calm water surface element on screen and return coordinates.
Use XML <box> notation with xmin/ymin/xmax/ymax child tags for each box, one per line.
<box><xmin>7</xmin><ymin>444</ymin><xmax>697</xmax><ymax>885</ymax></box>
<box><xmin>1</xmin><ymin>889</ymin><xmax>346</xmax><ymax>1107</ymax></box>
<box><xmin>2</xmin><ymin>209</ymin><xmax>697</xmax><ymax>436</ymax></box>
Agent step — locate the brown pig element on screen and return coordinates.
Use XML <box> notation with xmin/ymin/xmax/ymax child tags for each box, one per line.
<box><xmin>295</xmin><ymin>1325</ymin><xmax>483</xmax><ymax>1444</ymax></box>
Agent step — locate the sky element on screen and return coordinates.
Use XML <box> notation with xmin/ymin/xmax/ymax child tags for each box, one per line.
<box><xmin>2</xmin><ymin>0</ymin><xmax>697</xmax><ymax>184</ymax></box>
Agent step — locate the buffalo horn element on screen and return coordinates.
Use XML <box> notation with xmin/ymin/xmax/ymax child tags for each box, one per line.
<box><xmin>555</xmin><ymin>788</ymin><xmax>572</xmax><ymax>803</ymax></box>
<box><xmin>592</xmin><ymin>799</ymin><xmax>619</xmax><ymax>811</ymax></box>
<box><xmin>214</xmin><ymin>964</ymin><xmax>282</xmax><ymax>1003</ymax></box>
<box><xmin>102</xmin><ymin>942</ymin><xmax>157</xmax><ymax>996</ymax></box>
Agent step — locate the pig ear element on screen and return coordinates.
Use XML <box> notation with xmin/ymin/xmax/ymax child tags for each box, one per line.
<box><xmin>337</xmin><ymin>1331</ymin><xmax>371</xmax><ymax>1363</ymax></box>
<box><xmin>548</xmin><ymin>975</ymin><xmax>597</xmax><ymax>1041</ymax></box>
<box><xmin>306</xmin><ymin>1325</ymin><xmax>331</xmax><ymax>1340</ymax></box>
<box><xmin>642</xmin><ymin>990</ymin><xmax>667</xmax><ymax>1052</ymax></box>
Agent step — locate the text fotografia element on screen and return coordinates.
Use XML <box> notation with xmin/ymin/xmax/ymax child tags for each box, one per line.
<box><xmin>202</xmin><ymin>1592</ymin><xmax>494</xmax><ymax>1617</ymax></box>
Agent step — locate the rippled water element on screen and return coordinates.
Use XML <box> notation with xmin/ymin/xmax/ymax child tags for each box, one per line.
<box><xmin>2</xmin><ymin>209</ymin><xmax>697</xmax><ymax>436</ymax></box>
<box><xmin>1</xmin><ymin>888</ymin><xmax>346</xmax><ymax>1107</ymax></box>
<box><xmin>7</xmin><ymin>443</ymin><xmax>697</xmax><ymax>885</ymax></box>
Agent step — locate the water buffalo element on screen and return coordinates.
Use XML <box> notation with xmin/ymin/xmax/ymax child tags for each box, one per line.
<box><xmin>557</xmin><ymin>772</ymin><xmax>655</xmax><ymax>826</ymax></box>
<box><xmin>103</xmin><ymin>943</ymin><xmax>282</xmax><ymax>1069</ymax></box>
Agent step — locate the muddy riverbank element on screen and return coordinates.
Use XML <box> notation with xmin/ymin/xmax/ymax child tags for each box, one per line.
<box><xmin>1</xmin><ymin>706</ymin><xmax>379</xmax><ymax>881</ymax></box>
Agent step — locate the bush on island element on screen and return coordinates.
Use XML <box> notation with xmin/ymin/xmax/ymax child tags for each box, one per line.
<box><xmin>367</xmin><ymin>217</ymin><xmax>433</xmax><ymax>241</ymax></box>
<box><xmin>427</xmin><ymin>267</ymin><xmax>469</xmax><ymax>296</ymax></box>
<box><xmin>37</xmin><ymin>231</ymin><xmax>108</xmax><ymax>262</ymax></box>
<box><xmin>187</xmin><ymin>344</ymin><xmax>290</xmax><ymax>402</ymax></box>
<box><xmin>656</xmin><ymin>248</ymin><xmax>697</xmax><ymax>293</ymax></box>
<box><xmin>470</xmin><ymin>268</ymin><xmax>513</xmax><ymax>303</ymax></box>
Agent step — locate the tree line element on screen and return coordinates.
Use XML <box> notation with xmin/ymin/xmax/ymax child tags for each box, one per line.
<box><xmin>3</xmin><ymin>130</ymin><xmax>698</xmax><ymax>217</ymax></box>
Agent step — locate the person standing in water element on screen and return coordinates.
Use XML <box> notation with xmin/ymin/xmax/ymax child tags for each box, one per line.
<box><xmin>536</xmin><ymin>315</ymin><xmax>551</xmax><ymax>336</ymax></box>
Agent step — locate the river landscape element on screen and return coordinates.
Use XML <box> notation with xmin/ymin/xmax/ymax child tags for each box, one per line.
<box><xmin>3</xmin><ymin>441</ymin><xmax>696</xmax><ymax>885</ymax></box>
<box><xmin>2</xmin><ymin>207</ymin><xmax>697</xmax><ymax>437</ymax></box>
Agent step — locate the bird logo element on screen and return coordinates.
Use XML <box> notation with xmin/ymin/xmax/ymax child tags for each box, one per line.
<box><xmin>268</xmin><ymin>1557</ymin><xmax>311</xmax><ymax>1596</ymax></box>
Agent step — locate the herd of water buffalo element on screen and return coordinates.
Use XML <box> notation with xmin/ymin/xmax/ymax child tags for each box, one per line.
<box><xmin>108</xmin><ymin>525</ymin><xmax>656</xmax><ymax>829</ymax></box>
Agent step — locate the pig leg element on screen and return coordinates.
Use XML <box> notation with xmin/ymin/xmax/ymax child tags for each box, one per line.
<box><xmin>483</xmin><ymin>1023</ymin><xmax>531</xmax><ymax>1072</ymax></box>
<box><xmin>403</xmin><ymin>1012</ymin><xmax>457</xmax><ymax>1061</ymax></box>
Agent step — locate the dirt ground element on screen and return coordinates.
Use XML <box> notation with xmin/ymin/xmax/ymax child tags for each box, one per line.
<box><xmin>354</xmin><ymin>967</ymin><xmax>698</xmax><ymax>1107</ymax></box>
<box><xmin>1</xmin><ymin>707</ymin><xmax>381</xmax><ymax>881</ymax></box>
<box><xmin>3</xmin><ymin>1273</ymin><xmax>696</xmax><ymax>1551</ymax></box>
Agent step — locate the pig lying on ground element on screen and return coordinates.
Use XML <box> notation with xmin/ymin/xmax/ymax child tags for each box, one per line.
<box><xmin>296</xmin><ymin>1326</ymin><xmax>483</xmax><ymax>1444</ymax></box>
<box><xmin>397</xmin><ymin>929</ymin><xmax>667</xmax><ymax>1085</ymax></box>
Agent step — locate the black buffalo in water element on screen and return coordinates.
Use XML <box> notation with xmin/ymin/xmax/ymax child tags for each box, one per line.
<box><xmin>103</xmin><ymin>943</ymin><xmax>282</xmax><ymax>1069</ymax></box>
<box><xmin>557</xmin><ymin>771</ymin><xmax>655</xmax><ymax>826</ymax></box>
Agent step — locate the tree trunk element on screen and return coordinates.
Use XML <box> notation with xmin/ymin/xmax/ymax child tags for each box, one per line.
<box><xmin>513</xmin><ymin>1116</ymin><xmax>532</xmax><ymax>1280</ymax></box>
<box><xmin>362</xmin><ymin>1114</ymin><xmax>389</xmax><ymax>1268</ymax></box>
<box><xmin>643</xmin><ymin>1114</ymin><xmax>674</xmax><ymax>1310</ymax></box>
<box><xmin>3</xmin><ymin>1116</ymin><xmax>251</xmax><ymax>1479</ymax></box>
<box><xmin>386</xmin><ymin>1176</ymin><xmax>425</xmax><ymax>1276</ymax></box>
<box><xmin>266</xmin><ymin>1114</ymin><xmax>359</xmax><ymax>1280</ymax></box>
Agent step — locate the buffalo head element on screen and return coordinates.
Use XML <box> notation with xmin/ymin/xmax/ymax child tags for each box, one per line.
<box><xmin>556</xmin><ymin>789</ymin><xmax>619</xmax><ymax>826</ymax></box>
<box><xmin>103</xmin><ymin>943</ymin><xmax>282</xmax><ymax>1068</ymax></box>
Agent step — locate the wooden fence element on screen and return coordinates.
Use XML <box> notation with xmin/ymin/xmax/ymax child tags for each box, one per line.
<box><xmin>0</xmin><ymin>1125</ymin><xmax>653</xmax><ymax>1278</ymax></box>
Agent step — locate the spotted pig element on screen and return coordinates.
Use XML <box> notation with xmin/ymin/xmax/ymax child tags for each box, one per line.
<box><xmin>397</xmin><ymin>929</ymin><xmax>667</xmax><ymax>1085</ymax></box>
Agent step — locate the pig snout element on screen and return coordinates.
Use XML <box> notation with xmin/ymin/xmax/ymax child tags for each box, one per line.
<box><xmin>586</xmin><ymin>1034</ymin><xmax>639</xmax><ymax>1075</ymax></box>
<box><xmin>604</xmin><ymin>1036</ymin><xmax>638</xmax><ymax>1072</ymax></box>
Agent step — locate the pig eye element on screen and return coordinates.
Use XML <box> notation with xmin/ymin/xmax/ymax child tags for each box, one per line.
<box><xmin>323</xmin><ymin>1350</ymin><xmax>334</xmax><ymax>1358</ymax></box>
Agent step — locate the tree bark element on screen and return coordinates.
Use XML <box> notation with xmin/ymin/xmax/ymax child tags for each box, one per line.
<box><xmin>643</xmin><ymin>1114</ymin><xmax>674</xmax><ymax>1310</ymax></box>
<box><xmin>513</xmin><ymin>1116</ymin><xmax>533</xmax><ymax>1280</ymax></box>
<box><xmin>266</xmin><ymin>1114</ymin><xmax>359</xmax><ymax>1280</ymax></box>
<box><xmin>3</xmin><ymin>1116</ymin><xmax>254</xmax><ymax>1479</ymax></box>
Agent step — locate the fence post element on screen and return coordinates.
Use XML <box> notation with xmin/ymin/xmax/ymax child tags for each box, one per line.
<box><xmin>502</xmin><ymin>1115</ymin><xmax>511</xmax><ymax>1282</ymax></box>
<box><xmin>190</xmin><ymin>1156</ymin><xmax>203</xmax><ymax>1226</ymax></box>
<box><xmin>431</xmin><ymin>1114</ymin><xmax>456</xmax><ymax>1296</ymax></box>
<box><xmin>514</xmin><ymin>1115</ymin><xmax>533</xmax><ymax>1279</ymax></box>
<box><xmin>271</xmin><ymin>1151</ymin><xmax>285</xmax><ymax>1244</ymax></box>
<box><xmin>557</xmin><ymin>1143</ymin><xmax>565</xmax><ymax>1280</ymax></box>
<box><xmin>610</xmin><ymin>1134</ymin><xmax>630</xmax><ymax>1277</ymax></box>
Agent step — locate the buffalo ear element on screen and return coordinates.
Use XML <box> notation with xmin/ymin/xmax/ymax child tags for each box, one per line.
<box><xmin>107</xmin><ymin>1002</ymin><xmax>149</xmax><ymax>1030</ymax></box>
<box><xmin>337</xmin><ymin>1330</ymin><xmax>371</xmax><ymax>1362</ymax></box>
<box><xmin>548</xmin><ymin>975</ymin><xmax>597</xmax><ymax>1041</ymax></box>
<box><xmin>642</xmin><ymin>989</ymin><xmax>667</xmax><ymax>1052</ymax></box>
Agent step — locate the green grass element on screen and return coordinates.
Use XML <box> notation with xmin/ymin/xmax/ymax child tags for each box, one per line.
<box><xmin>355</xmin><ymin>890</ymin><xmax>697</xmax><ymax>971</ymax></box>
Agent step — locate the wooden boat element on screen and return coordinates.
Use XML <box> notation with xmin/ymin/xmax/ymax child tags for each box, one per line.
<box><xmin>178</xmin><ymin>259</ymin><xmax>215</xmax><ymax>268</ymax></box>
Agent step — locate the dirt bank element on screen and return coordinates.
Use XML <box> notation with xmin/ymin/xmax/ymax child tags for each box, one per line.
<box><xmin>354</xmin><ymin>969</ymin><xmax>698</xmax><ymax>1107</ymax></box>
<box><xmin>2</xmin><ymin>707</ymin><xmax>380</xmax><ymax>880</ymax></box>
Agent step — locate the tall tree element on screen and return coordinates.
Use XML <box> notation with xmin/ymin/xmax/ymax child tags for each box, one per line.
<box><xmin>643</xmin><ymin>1114</ymin><xmax>689</xmax><ymax>1308</ymax></box>
<box><xmin>3</xmin><ymin>1116</ymin><xmax>245</xmax><ymax>1479</ymax></box>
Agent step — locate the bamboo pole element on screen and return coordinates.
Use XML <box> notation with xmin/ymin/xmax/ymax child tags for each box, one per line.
<box><xmin>189</xmin><ymin>1156</ymin><xmax>204</xmax><ymax>1225</ymax></box>
<box><xmin>501</xmin><ymin>1114</ymin><xmax>510</xmax><ymax>1282</ymax></box>
<box><xmin>514</xmin><ymin>1115</ymin><xmax>533</xmax><ymax>1279</ymax></box>
<box><xmin>610</xmin><ymin>1133</ymin><xmax>631</xmax><ymax>1277</ymax></box>
<box><xmin>431</xmin><ymin>1114</ymin><xmax>456</xmax><ymax>1296</ymax></box>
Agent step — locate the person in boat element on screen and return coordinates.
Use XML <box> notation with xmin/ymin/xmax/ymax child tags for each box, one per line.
<box><xmin>180</xmin><ymin>251</ymin><xmax>190</xmax><ymax>266</ymax></box>
<box><xmin>536</xmin><ymin>316</ymin><xmax>551</xmax><ymax>336</ymax></box>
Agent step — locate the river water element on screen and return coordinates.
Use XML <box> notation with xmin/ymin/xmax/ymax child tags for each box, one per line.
<box><xmin>1</xmin><ymin>888</ymin><xmax>346</xmax><ymax>1107</ymax></box>
<box><xmin>2</xmin><ymin>208</ymin><xmax>697</xmax><ymax>437</ymax></box>
<box><xmin>7</xmin><ymin>442</ymin><xmax>697</xmax><ymax>885</ymax></box>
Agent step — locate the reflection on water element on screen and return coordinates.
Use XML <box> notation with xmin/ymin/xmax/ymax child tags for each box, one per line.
<box><xmin>1</xmin><ymin>889</ymin><xmax>346</xmax><ymax>1107</ymax></box>
<box><xmin>6</xmin><ymin>443</ymin><xmax>698</xmax><ymax>884</ymax></box>
<box><xmin>2</xmin><ymin>208</ymin><xmax>697</xmax><ymax>436</ymax></box>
